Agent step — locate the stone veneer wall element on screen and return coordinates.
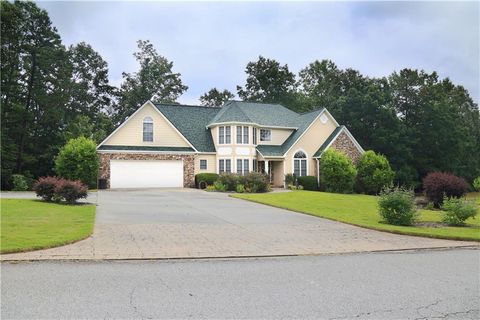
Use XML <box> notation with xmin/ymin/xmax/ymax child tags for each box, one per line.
<box><xmin>330</xmin><ymin>131</ymin><xmax>362</xmax><ymax>164</ymax></box>
<box><xmin>98</xmin><ymin>153</ymin><xmax>195</xmax><ymax>188</ymax></box>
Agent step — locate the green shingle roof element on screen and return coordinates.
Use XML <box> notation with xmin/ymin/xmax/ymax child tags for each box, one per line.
<box><xmin>208</xmin><ymin>101</ymin><xmax>300</xmax><ymax>128</ymax></box>
<box><xmin>155</xmin><ymin>103</ymin><xmax>221</xmax><ymax>152</ymax></box>
<box><xmin>98</xmin><ymin>145</ymin><xmax>195</xmax><ymax>152</ymax></box>
<box><xmin>313</xmin><ymin>126</ymin><xmax>345</xmax><ymax>157</ymax></box>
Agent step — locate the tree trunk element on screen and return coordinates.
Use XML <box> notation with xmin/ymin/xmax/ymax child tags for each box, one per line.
<box><xmin>15</xmin><ymin>52</ymin><xmax>36</xmax><ymax>172</ymax></box>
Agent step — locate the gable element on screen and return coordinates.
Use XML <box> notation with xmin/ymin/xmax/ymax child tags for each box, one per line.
<box><xmin>100</xmin><ymin>103</ymin><xmax>191</xmax><ymax>148</ymax></box>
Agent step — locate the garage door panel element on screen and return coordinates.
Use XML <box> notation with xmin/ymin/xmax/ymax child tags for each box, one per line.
<box><xmin>110</xmin><ymin>160</ymin><xmax>183</xmax><ymax>188</ymax></box>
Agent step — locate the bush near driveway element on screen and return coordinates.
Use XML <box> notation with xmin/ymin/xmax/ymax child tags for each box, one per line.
<box><xmin>378</xmin><ymin>186</ymin><xmax>418</xmax><ymax>226</ymax></box>
<box><xmin>233</xmin><ymin>191</ymin><xmax>480</xmax><ymax>241</ymax></box>
<box><xmin>441</xmin><ymin>197</ymin><xmax>478</xmax><ymax>226</ymax></box>
<box><xmin>55</xmin><ymin>137</ymin><xmax>99</xmax><ymax>188</ymax></box>
<box><xmin>1</xmin><ymin>199</ymin><xmax>96</xmax><ymax>254</ymax></box>
<box><xmin>356</xmin><ymin>151</ymin><xmax>395</xmax><ymax>195</ymax></box>
<box><xmin>320</xmin><ymin>149</ymin><xmax>357</xmax><ymax>194</ymax></box>
<box><xmin>297</xmin><ymin>176</ymin><xmax>318</xmax><ymax>191</ymax></box>
<box><xmin>34</xmin><ymin>176</ymin><xmax>88</xmax><ymax>204</ymax></box>
<box><xmin>195</xmin><ymin>173</ymin><xmax>219</xmax><ymax>189</ymax></box>
<box><xmin>423</xmin><ymin>172</ymin><xmax>469</xmax><ymax>207</ymax></box>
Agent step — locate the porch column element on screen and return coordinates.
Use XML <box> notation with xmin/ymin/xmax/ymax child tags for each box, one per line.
<box><xmin>265</xmin><ymin>160</ymin><xmax>270</xmax><ymax>182</ymax></box>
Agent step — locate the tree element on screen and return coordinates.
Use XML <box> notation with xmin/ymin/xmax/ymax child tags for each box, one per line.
<box><xmin>237</xmin><ymin>56</ymin><xmax>297</xmax><ymax>106</ymax></box>
<box><xmin>200</xmin><ymin>88</ymin><xmax>234</xmax><ymax>107</ymax></box>
<box><xmin>116</xmin><ymin>40</ymin><xmax>188</xmax><ymax>122</ymax></box>
<box><xmin>1</xmin><ymin>1</ymin><xmax>71</xmax><ymax>188</ymax></box>
<box><xmin>55</xmin><ymin>137</ymin><xmax>99</xmax><ymax>188</ymax></box>
<box><xmin>320</xmin><ymin>149</ymin><xmax>357</xmax><ymax>193</ymax></box>
<box><xmin>356</xmin><ymin>151</ymin><xmax>395</xmax><ymax>195</ymax></box>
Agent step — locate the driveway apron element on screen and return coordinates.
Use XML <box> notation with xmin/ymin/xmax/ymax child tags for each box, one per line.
<box><xmin>1</xmin><ymin>189</ymin><xmax>477</xmax><ymax>261</ymax></box>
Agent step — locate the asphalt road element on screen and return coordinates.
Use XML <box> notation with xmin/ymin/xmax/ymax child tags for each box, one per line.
<box><xmin>1</xmin><ymin>249</ymin><xmax>479</xmax><ymax>319</ymax></box>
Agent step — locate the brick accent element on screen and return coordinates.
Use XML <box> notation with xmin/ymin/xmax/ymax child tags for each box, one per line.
<box><xmin>98</xmin><ymin>153</ymin><xmax>195</xmax><ymax>188</ymax></box>
<box><xmin>330</xmin><ymin>131</ymin><xmax>362</xmax><ymax>163</ymax></box>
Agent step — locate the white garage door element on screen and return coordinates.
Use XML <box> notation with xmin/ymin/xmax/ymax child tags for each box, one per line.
<box><xmin>110</xmin><ymin>160</ymin><xmax>183</xmax><ymax>188</ymax></box>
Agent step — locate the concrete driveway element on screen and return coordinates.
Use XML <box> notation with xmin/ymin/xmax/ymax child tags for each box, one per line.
<box><xmin>1</xmin><ymin>189</ymin><xmax>476</xmax><ymax>261</ymax></box>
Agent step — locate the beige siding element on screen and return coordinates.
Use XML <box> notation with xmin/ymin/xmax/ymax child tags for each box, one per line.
<box><xmin>258</xmin><ymin>128</ymin><xmax>294</xmax><ymax>146</ymax></box>
<box><xmin>284</xmin><ymin>112</ymin><xmax>337</xmax><ymax>176</ymax></box>
<box><xmin>194</xmin><ymin>154</ymin><xmax>217</xmax><ymax>175</ymax></box>
<box><xmin>272</xmin><ymin>161</ymin><xmax>284</xmax><ymax>187</ymax></box>
<box><xmin>103</xmin><ymin>103</ymin><xmax>190</xmax><ymax>147</ymax></box>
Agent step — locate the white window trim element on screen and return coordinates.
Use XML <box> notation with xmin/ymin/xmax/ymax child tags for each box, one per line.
<box><xmin>199</xmin><ymin>159</ymin><xmax>208</xmax><ymax>170</ymax></box>
<box><xmin>235</xmin><ymin>158</ymin><xmax>250</xmax><ymax>175</ymax></box>
<box><xmin>218</xmin><ymin>158</ymin><xmax>232</xmax><ymax>174</ymax></box>
<box><xmin>218</xmin><ymin>126</ymin><xmax>232</xmax><ymax>145</ymax></box>
<box><xmin>292</xmin><ymin>149</ymin><xmax>308</xmax><ymax>177</ymax></box>
<box><xmin>142</xmin><ymin>116</ymin><xmax>154</xmax><ymax>143</ymax></box>
<box><xmin>260</xmin><ymin>129</ymin><xmax>272</xmax><ymax>142</ymax></box>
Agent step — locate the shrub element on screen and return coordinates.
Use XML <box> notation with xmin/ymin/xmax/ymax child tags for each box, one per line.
<box><xmin>54</xmin><ymin>179</ymin><xmax>88</xmax><ymax>204</ymax></box>
<box><xmin>195</xmin><ymin>173</ymin><xmax>219</xmax><ymax>189</ymax></box>
<box><xmin>356</xmin><ymin>151</ymin><xmax>395</xmax><ymax>195</ymax></box>
<box><xmin>320</xmin><ymin>149</ymin><xmax>357</xmax><ymax>193</ymax></box>
<box><xmin>378</xmin><ymin>185</ymin><xmax>418</xmax><ymax>226</ymax></box>
<box><xmin>55</xmin><ymin>137</ymin><xmax>99</xmax><ymax>188</ymax></box>
<box><xmin>33</xmin><ymin>176</ymin><xmax>61</xmax><ymax>201</ymax></box>
<box><xmin>236</xmin><ymin>184</ymin><xmax>245</xmax><ymax>193</ymax></box>
<box><xmin>244</xmin><ymin>172</ymin><xmax>270</xmax><ymax>193</ymax></box>
<box><xmin>217</xmin><ymin>173</ymin><xmax>239</xmax><ymax>191</ymax></box>
<box><xmin>441</xmin><ymin>197</ymin><xmax>478</xmax><ymax>226</ymax></box>
<box><xmin>11</xmin><ymin>174</ymin><xmax>29</xmax><ymax>191</ymax></box>
<box><xmin>473</xmin><ymin>177</ymin><xmax>480</xmax><ymax>192</ymax></box>
<box><xmin>423</xmin><ymin>172</ymin><xmax>469</xmax><ymax>206</ymax></box>
<box><xmin>288</xmin><ymin>184</ymin><xmax>303</xmax><ymax>190</ymax></box>
<box><xmin>213</xmin><ymin>181</ymin><xmax>227</xmax><ymax>192</ymax></box>
<box><xmin>205</xmin><ymin>185</ymin><xmax>216</xmax><ymax>192</ymax></box>
<box><xmin>284</xmin><ymin>173</ymin><xmax>295</xmax><ymax>186</ymax></box>
<box><xmin>297</xmin><ymin>176</ymin><xmax>318</xmax><ymax>191</ymax></box>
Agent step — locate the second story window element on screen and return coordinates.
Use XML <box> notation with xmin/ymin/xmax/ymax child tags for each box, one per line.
<box><xmin>236</xmin><ymin>126</ymin><xmax>249</xmax><ymax>144</ymax></box>
<box><xmin>143</xmin><ymin>116</ymin><xmax>153</xmax><ymax>142</ymax></box>
<box><xmin>219</xmin><ymin>126</ymin><xmax>231</xmax><ymax>144</ymax></box>
<box><xmin>253</xmin><ymin>128</ymin><xmax>257</xmax><ymax>145</ymax></box>
<box><xmin>260</xmin><ymin>129</ymin><xmax>271</xmax><ymax>142</ymax></box>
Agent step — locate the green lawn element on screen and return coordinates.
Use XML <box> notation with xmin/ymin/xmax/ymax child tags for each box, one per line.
<box><xmin>233</xmin><ymin>191</ymin><xmax>480</xmax><ymax>241</ymax></box>
<box><xmin>1</xmin><ymin>199</ymin><xmax>96</xmax><ymax>254</ymax></box>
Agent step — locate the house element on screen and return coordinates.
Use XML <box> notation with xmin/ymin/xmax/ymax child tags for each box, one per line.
<box><xmin>96</xmin><ymin>100</ymin><xmax>364</xmax><ymax>189</ymax></box>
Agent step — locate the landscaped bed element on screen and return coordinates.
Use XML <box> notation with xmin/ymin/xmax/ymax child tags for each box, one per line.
<box><xmin>233</xmin><ymin>191</ymin><xmax>480</xmax><ymax>241</ymax></box>
<box><xmin>1</xmin><ymin>199</ymin><xmax>96</xmax><ymax>254</ymax></box>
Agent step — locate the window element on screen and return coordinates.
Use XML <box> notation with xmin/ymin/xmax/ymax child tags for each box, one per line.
<box><xmin>200</xmin><ymin>159</ymin><xmax>207</xmax><ymax>170</ymax></box>
<box><xmin>219</xmin><ymin>126</ymin><xmax>231</xmax><ymax>144</ymax></box>
<box><xmin>236</xmin><ymin>126</ymin><xmax>249</xmax><ymax>144</ymax></box>
<box><xmin>243</xmin><ymin>126</ymin><xmax>249</xmax><ymax>144</ymax></box>
<box><xmin>219</xmin><ymin>127</ymin><xmax>225</xmax><ymax>144</ymax></box>
<box><xmin>253</xmin><ymin>128</ymin><xmax>257</xmax><ymax>145</ymax></box>
<box><xmin>143</xmin><ymin>116</ymin><xmax>153</xmax><ymax>142</ymax></box>
<box><xmin>236</xmin><ymin>126</ymin><xmax>242</xmax><ymax>144</ymax></box>
<box><xmin>219</xmin><ymin>159</ymin><xmax>231</xmax><ymax>174</ymax></box>
<box><xmin>253</xmin><ymin>159</ymin><xmax>258</xmax><ymax>172</ymax></box>
<box><xmin>237</xmin><ymin>159</ymin><xmax>249</xmax><ymax>175</ymax></box>
<box><xmin>293</xmin><ymin>151</ymin><xmax>307</xmax><ymax>177</ymax></box>
<box><xmin>260</xmin><ymin>129</ymin><xmax>271</xmax><ymax>142</ymax></box>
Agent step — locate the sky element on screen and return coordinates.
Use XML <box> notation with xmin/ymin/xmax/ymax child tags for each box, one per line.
<box><xmin>37</xmin><ymin>1</ymin><xmax>479</xmax><ymax>105</ymax></box>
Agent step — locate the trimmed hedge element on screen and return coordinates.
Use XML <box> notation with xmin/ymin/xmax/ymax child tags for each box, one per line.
<box><xmin>423</xmin><ymin>172</ymin><xmax>469</xmax><ymax>206</ymax></box>
<box><xmin>320</xmin><ymin>149</ymin><xmax>357</xmax><ymax>193</ymax></box>
<box><xmin>297</xmin><ymin>176</ymin><xmax>318</xmax><ymax>191</ymax></box>
<box><xmin>195</xmin><ymin>173</ymin><xmax>219</xmax><ymax>189</ymax></box>
<box><xmin>356</xmin><ymin>150</ymin><xmax>395</xmax><ymax>195</ymax></box>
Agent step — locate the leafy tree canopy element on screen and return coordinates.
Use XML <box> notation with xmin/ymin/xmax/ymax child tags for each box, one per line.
<box><xmin>200</xmin><ymin>88</ymin><xmax>234</xmax><ymax>107</ymax></box>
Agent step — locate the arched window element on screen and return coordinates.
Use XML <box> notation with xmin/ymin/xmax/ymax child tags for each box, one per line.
<box><xmin>143</xmin><ymin>116</ymin><xmax>153</xmax><ymax>142</ymax></box>
<box><xmin>293</xmin><ymin>150</ymin><xmax>307</xmax><ymax>177</ymax></box>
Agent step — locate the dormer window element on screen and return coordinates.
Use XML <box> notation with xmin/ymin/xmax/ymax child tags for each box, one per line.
<box><xmin>143</xmin><ymin>116</ymin><xmax>153</xmax><ymax>142</ymax></box>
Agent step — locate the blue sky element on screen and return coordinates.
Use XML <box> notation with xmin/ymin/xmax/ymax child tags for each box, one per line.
<box><xmin>38</xmin><ymin>1</ymin><xmax>479</xmax><ymax>104</ymax></box>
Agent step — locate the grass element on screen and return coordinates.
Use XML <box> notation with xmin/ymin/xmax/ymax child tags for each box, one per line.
<box><xmin>1</xmin><ymin>199</ymin><xmax>96</xmax><ymax>254</ymax></box>
<box><xmin>233</xmin><ymin>191</ymin><xmax>480</xmax><ymax>241</ymax></box>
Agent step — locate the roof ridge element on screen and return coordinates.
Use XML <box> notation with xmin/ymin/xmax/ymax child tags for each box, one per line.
<box><xmin>155</xmin><ymin>102</ymin><xmax>222</xmax><ymax>109</ymax></box>
<box><xmin>298</xmin><ymin>107</ymin><xmax>324</xmax><ymax>115</ymax></box>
